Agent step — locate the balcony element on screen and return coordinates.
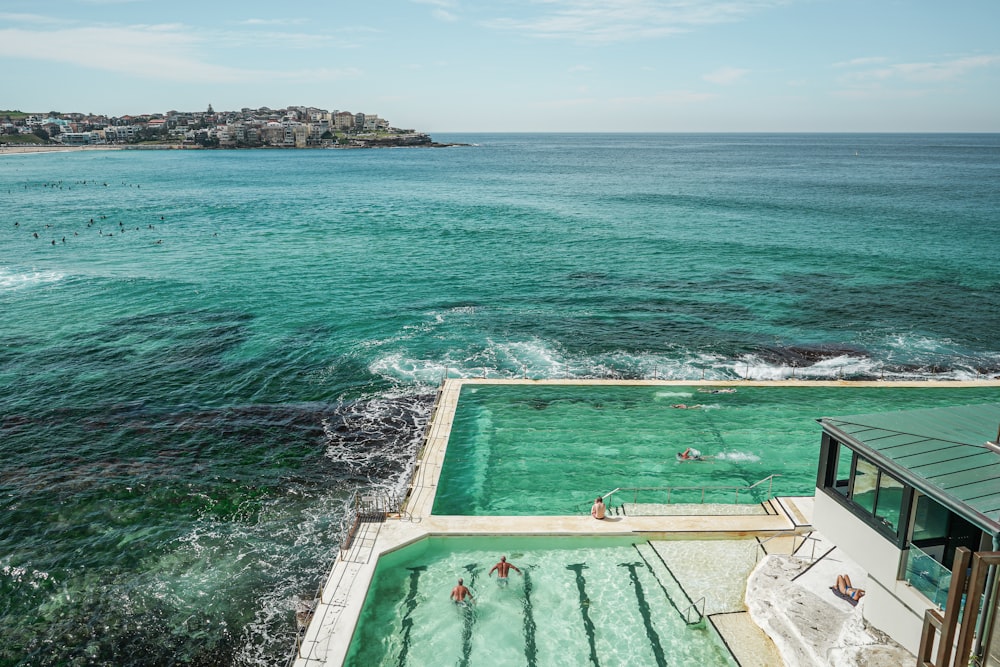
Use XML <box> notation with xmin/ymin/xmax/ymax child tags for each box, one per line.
<box><xmin>905</xmin><ymin>544</ymin><xmax>952</xmax><ymax>609</ymax></box>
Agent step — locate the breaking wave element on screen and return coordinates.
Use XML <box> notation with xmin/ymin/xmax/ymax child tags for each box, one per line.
<box><xmin>0</xmin><ymin>267</ymin><xmax>64</xmax><ymax>291</ymax></box>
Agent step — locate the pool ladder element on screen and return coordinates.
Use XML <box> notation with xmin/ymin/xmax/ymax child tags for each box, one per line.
<box><xmin>633</xmin><ymin>542</ymin><xmax>706</xmax><ymax>627</ymax></box>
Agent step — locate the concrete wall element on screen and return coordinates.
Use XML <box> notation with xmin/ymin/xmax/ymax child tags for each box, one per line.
<box><xmin>813</xmin><ymin>489</ymin><xmax>934</xmax><ymax>655</ymax></box>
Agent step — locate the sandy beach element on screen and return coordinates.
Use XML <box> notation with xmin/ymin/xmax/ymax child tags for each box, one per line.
<box><xmin>0</xmin><ymin>144</ymin><xmax>125</xmax><ymax>156</ymax></box>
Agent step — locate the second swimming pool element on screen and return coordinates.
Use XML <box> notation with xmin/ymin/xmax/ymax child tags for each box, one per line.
<box><xmin>344</xmin><ymin>536</ymin><xmax>740</xmax><ymax>667</ymax></box>
<box><xmin>432</xmin><ymin>385</ymin><xmax>998</xmax><ymax>515</ymax></box>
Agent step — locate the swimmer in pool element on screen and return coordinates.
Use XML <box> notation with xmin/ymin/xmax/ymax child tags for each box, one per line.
<box><xmin>451</xmin><ymin>578</ymin><xmax>473</xmax><ymax>605</ymax></box>
<box><xmin>671</xmin><ymin>404</ymin><xmax>703</xmax><ymax>409</ymax></box>
<box><xmin>489</xmin><ymin>556</ymin><xmax>522</xmax><ymax>585</ymax></box>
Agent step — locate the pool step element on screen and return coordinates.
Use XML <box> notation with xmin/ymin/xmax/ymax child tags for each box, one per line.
<box><xmin>633</xmin><ymin>542</ymin><xmax>705</xmax><ymax>626</ymax></box>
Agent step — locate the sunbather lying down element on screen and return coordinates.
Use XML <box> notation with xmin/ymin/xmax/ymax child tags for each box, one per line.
<box><xmin>832</xmin><ymin>574</ymin><xmax>865</xmax><ymax>605</ymax></box>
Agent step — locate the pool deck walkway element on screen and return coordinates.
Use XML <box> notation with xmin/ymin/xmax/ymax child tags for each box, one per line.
<box><xmin>292</xmin><ymin>378</ymin><xmax>998</xmax><ymax>667</ymax></box>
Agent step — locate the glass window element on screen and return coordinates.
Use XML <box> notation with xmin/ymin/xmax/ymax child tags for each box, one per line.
<box><xmin>912</xmin><ymin>493</ymin><xmax>949</xmax><ymax>543</ymax></box>
<box><xmin>851</xmin><ymin>457</ymin><xmax>878</xmax><ymax>513</ymax></box>
<box><xmin>874</xmin><ymin>471</ymin><xmax>904</xmax><ymax>533</ymax></box>
<box><xmin>833</xmin><ymin>441</ymin><xmax>853</xmax><ymax>496</ymax></box>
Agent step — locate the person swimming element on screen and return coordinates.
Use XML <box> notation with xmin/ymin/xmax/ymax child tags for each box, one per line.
<box><xmin>677</xmin><ymin>447</ymin><xmax>715</xmax><ymax>461</ymax></box>
<box><xmin>488</xmin><ymin>556</ymin><xmax>522</xmax><ymax>585</ymax></box>
<box><xmin>450</xmin><ymin>578</ymin><xmax>473</xmax><ymax>605</ymax></box>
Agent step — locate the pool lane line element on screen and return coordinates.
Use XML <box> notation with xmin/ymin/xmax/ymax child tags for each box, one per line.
<box><xmin>619</xmin><ymin>561</ymin><xmax>667</xmax><ymax>667</ymax></box>
<box><xmin>699</xmin><ymin>408</ymin><xmax>727</xmax><ymax>452</ymax></box>
<box><xmin>396</xmin><ymin>566</ymin><xmax>427</xmax><ymax>667</ymax></box>
<box><xmin>522</xmin><ymin>569</ymin><xmax>537</xmax><ymax>667</ymax></box>
<box><xmin>458</xmin><ymin>563</ymin><xmax>482</xmax><ymax>667</ymax></box>
<box><xmin>566</xmin><ymin>563</ymin><xmax>600</xmax><ymax>667</ymax></box>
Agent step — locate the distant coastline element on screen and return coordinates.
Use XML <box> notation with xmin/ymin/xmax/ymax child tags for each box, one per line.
<box><xmin>2</xmin><ymin>105</ymin><xmax>464</xmax><ymax>152</ymax></box>
<box><xmin>0</xmin><ymin>140</ymin><xmax>466</xmax><ymax>157</ymax></box>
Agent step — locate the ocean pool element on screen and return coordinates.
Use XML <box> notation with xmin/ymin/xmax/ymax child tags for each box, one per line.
<box><xmin>344</xmin><ymin>536</ymin><xmax>738</xmax><ymax>667</ymax></box>
<box><xmin>432</xmin><ymin>385</ymin><xmax>999</xmax><ymax>515</ymax></box>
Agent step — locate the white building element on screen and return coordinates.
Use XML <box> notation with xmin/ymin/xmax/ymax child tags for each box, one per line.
<box><xmin>813</xmin><ymin>402</ymin><xmax>1000</xmax><ymax>665</ymax></box>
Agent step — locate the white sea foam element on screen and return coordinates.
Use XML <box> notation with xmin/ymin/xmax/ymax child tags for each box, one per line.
<box><xmin>0</xmin><ymin>561</ymin><xmax>52</xmax><ymax>588</ymax></box>
<box><xmin>368</xmin><ymin>330</ymin><xmax>993</xmax><ymax>384</ymax></box>
<box><xmin>716</xmin><ymin>452</ymin><xmax>762</xmax><ymax>463</ymax></box>
<box><xmin>653</xmin><ymin>391</ymin><xmax>693</xmax><ymax>399</ymax></box>
<box><xmin>0</xmin><ymin>267</ymin><xmax>64</xmax><ymax>291</ymax></box>
<box><xmin>322</xmin><ymin>392</ymin><xmax>431</xmax><ymax>495</ymax></box>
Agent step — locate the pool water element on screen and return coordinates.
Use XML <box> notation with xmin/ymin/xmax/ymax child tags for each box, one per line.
<box><xmin>433</xmin><ymin>385</ymin><xmax>999</xmax><ymax>515</ymax></box>
<box><xmin>344</xmin><ymin>536</ymin><xmax>737</xmax><ymax>667</ymax></box>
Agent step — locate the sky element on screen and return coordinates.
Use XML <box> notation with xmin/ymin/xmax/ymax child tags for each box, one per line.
<box><xmin>1</xmin><ymin>1</ymin><xmax>999</xmax><ymax>132</ymax></box>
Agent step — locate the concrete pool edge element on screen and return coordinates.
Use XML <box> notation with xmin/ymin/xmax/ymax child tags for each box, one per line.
<box><xmin>293</xmin><ymin>379</ymin><xmax>1000</xmax><ymax>667</ymax></box>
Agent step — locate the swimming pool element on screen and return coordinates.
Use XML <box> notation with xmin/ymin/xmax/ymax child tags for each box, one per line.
<box><xmin>344</xmin><ymin>536</ymin><xmax>739</xmax><ymax>667</ymax></box>
<box><xmin>432</xmin><ymin>385</ymin><xmax>999</xmax><ymax>515</ymax></box>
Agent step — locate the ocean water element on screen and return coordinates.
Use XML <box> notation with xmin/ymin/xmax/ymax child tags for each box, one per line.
<box><xmin>1</xmin><ymin>133</ymin><xmax>999</xmax><ymax>665</ymax></box>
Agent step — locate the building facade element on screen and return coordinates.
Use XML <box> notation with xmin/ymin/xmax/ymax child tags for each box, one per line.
<box><xmin>813</xmin><ymin>403</ymin><xmax>1000</xmax><ymax>661</ymax></box>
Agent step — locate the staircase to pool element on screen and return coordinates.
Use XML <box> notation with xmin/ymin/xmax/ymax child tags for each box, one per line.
<box><xmin>633</xmin><ymin>541</ymin><xmax>706</xmax><ymax>627</ymax></box>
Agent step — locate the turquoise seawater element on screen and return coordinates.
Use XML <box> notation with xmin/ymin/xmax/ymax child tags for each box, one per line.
<box><xmin>2</xmin><ymin>134</ymin><xmax>1000</xmax><ymax>665</ymax></box>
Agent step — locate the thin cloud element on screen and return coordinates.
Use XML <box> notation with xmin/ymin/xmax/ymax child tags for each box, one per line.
<box><xmin>838</xmin><ymin>54</ymin><xmax>1000</xmax><ymax>85</ymax></box>
<box><xmin>239</xmin><ymin>18</ymin><xmax>309</xmax><ymax>26</ymax></box>
<box><xmin>0</xmin><ymin>13</ymin><xmax>67</xmax><ymax>24</ymax></box>
<box><xmin>532</xmin><ymin>96</ymin><xmax>598</xmax><ymax>109</ymax></box>
<box><xmin>213</xmin><ymin>29</ymin><xmax>342</xmax><ymax>49</ymax></box>
<box><xmin>0</xmin><ymin>26</ymin><xmax>360</xmax><ymax>83</ymax></box>
<box><xmin>831</xmin><ymin>87</ymin><xmax>929</xmax><ymax>101</ymax></box>
<box><xmin>610</xmin><ymin>90</ymin><xmax>717</xmax><ymax>105</ymax></box>
<box><xmin>485</xmin><ymin>0</ymin><xmax>789</xmax><ymax>44</ymax></box>
<box><xmin>703</xmin><ymin>67</ymin><xmax>749</xmax><ymax>85</ymax></box>
<box><xmin>412</xmin><ymin>0</ymin><xmax>460</xmax><ymax>21</ymax></box>
<box><xmin>832</xmin><ymin>56</ymin><xmax>889</xmax><ymax>68</ymax></box>
<box><xmin>894</xmin><ymin>55</ymin><xmax>1000</xmax><ymax>82</ymax></box>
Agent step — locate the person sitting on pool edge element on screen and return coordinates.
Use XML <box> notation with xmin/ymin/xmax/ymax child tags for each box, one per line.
<box><xmin>489</xmin><ymin>556</ymin><xmax>522</xmax><ymax>585</ymax></box>
<box><xmin>451</xmin><ymin>578</ymin><xmax>473</xmax><ymax>605</ymax></box>
<box><xmin>591</xmin><ymin>496</ymin><xmax>606</xmax><ymax>520</ymax></box>
<box><xmin>834</xmin><ymin>574</ymin><xmax>865</xmax><ymax>603</ymax></box>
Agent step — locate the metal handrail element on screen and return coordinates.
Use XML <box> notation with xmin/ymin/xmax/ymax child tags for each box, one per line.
<box><xmin>599</xmin><ymin>474</ymin><xmax>782</xmax><ymax>508</ymax></box>
<box><xmin>682</xmin><ymin>597</ymin><xmax>706</xmax><ymax>625</ymax></box>
<box><xmin>755</xmin><ymin>531</ymin><xmax>822</xmax><ymax>563</ymax></box>
<box><xmin>600</xmin><ymin>487</ymin><xmax>622</xmax><ymax>503</ymax></box>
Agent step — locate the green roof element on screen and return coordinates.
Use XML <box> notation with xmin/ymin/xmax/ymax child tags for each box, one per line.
<box><xmin>820</xmin><ymin>403</ymin><xmax>1000</xmax><ymax>535</ymax></box>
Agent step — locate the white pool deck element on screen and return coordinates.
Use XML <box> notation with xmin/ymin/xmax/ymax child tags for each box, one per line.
<box><xmin>293</xmin><ymin>378</ymin><xmax>999</xmax><ymax>667</ymax></box>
